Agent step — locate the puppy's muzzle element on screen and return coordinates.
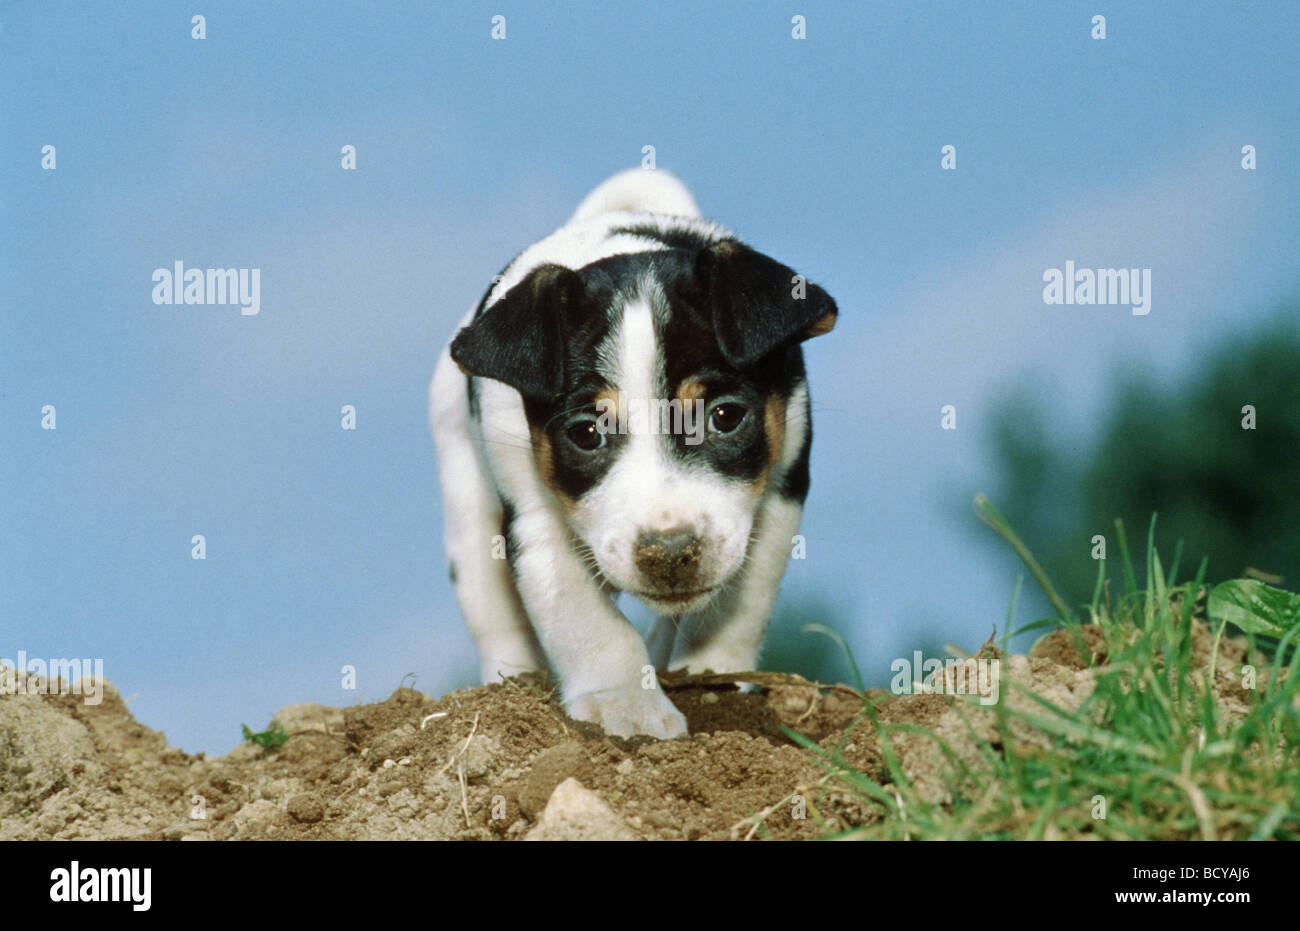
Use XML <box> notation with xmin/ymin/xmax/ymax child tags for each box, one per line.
<box><xmin>634</xmin><ymin>527</ymin><xmax>702</xmax><ymax>590</ymax></box>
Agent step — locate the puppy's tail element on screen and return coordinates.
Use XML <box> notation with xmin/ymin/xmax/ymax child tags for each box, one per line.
<box><xmin>570</xmin><ymin>168</ymin><xmax>700</xmax><ymax>221</ymax></box>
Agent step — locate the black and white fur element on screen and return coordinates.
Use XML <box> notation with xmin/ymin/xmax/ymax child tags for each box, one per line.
<box><xmin>429</xmin><ymin>169</ymin><xmax>837</xmax><ymax>738</ymax></box>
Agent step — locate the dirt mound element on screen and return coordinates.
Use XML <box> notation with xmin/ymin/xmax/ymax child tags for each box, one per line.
<box><xmin>0</xmin><ymin>624</ymin><xmax>1256</xmax><ymax>840</ymax></box>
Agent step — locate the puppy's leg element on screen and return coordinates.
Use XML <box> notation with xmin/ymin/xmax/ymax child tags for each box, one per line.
<box><xmin>467</xmin><ymin>377</ymin><xmax>686</xmax><ymax>739</ymax></box>
<box><xmin>669</xmin><ymin>494</ymin><xmax>803</xmax><ymax>675</ymax></box>
<box><xmin>505</xmin><ymin>503</ymin><xmax>688</xmax><ymax>738</ymax></box>
<box><xmin>430</xmin><ymin>352</ymin><xmax>545</xmax><ymax>682</ymax></box>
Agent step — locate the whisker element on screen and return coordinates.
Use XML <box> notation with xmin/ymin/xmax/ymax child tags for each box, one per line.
<box><xmin>476</xmin><ymin>438</ymin><xmax>536</xmax><ymax>453</ymax></box>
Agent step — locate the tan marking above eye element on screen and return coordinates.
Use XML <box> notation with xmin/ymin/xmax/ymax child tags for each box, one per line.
<box><xmin>593</xmin><ymin>387</ymin><xmax>619</xmax><ymax>411</ymax></box>
<box><xmin>675</xmin><ymin>379</ymin><xmax>708</xmax><ymax>404</ymax></box>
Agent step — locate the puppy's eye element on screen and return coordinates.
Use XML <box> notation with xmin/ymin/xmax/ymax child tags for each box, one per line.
<box><xmin>565</xmin><ymin>419</ymin><xmax>607</xmax><ymax>451</ymax></box>
<box><xmin>708</xmin><ymin>403</ymin><xmax>747</xmax><ymax>434</ymax></box>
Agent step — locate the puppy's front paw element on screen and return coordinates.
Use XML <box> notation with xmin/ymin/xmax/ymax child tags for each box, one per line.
<box><xmin>670</xmin><ymin>645</ymin><xmax>760</xmax><ymax>678</ymax></box>
<box><xmin>566</xmin><ymin>685</ymin><xmax>688</xmax><ymax>739</ymax></box>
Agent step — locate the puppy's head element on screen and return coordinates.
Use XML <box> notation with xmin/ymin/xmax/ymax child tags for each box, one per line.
<box><xmin>451</xmin><ymin>238</ymin><xmax>837</xmax><ymax>614</ymax></box>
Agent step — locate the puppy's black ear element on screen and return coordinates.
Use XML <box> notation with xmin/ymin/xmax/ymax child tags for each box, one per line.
<box><xmin>449</xmin><ymin>264</ymin><xmax>584</xmax><ymax>401</ymax></box>
<box><xmin>695</xmin><ymin>239</ymin><xmax>838</xmax><ymax>368</ymax></box>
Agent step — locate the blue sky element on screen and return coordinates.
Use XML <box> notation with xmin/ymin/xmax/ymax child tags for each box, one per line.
<box><xmin>2</xmin><ymin>1</ymin><xmax>1297</xmax><ymax>753</ymax></box>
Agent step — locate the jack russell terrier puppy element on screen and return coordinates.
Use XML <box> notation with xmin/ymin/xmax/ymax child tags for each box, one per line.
<box><xmin>430</xmin><ymin>169</ymin><xmax>837</xmax><ymax>738</ymax></box>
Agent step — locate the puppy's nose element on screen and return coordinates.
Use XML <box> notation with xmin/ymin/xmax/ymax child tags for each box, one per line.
<box><xmin>634</xmin><ymin>527</ymin><xmax>702</xmax><ymax>588</ymax></box>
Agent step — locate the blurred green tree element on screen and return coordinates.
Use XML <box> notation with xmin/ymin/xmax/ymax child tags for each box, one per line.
<box><xmin>990</xmin><ymin>309</ymin><xmax>1300</xmax><ymax>608</ymax></box>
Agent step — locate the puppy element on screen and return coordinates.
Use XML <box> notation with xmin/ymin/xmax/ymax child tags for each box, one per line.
<box><xmin>429</xmin><ymin>169</ymin><xmax>837</xmax><ymax>738</ymax></box>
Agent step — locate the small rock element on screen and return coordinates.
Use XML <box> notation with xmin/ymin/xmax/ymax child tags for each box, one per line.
<box><xmin>370</xmin><ymin>733</ymin><xmax>411</xmax><ymax>763</ymax></box>
<box><xmin>286</xmin><ymin>794</ymin><xmax>324</xmax><ymax>824</ymax></box>
<box><xmin>460</xmin><ymin>735</ymin><xmax>499</xmax><ymax>782</ymax></box>
<box><xmin>233</xmin><ymin>798</ymin><xmax>278</xmax><ymax>828</ymax></box>
<box><xmin>519</xmin><ymin>741</ymin><xmax>588</xmax><ymax>817</ymax></box>
<box><xmin>525</xmin><ymin>779</ymin><xmax>636</xmax><ymax>841</ymax></box>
